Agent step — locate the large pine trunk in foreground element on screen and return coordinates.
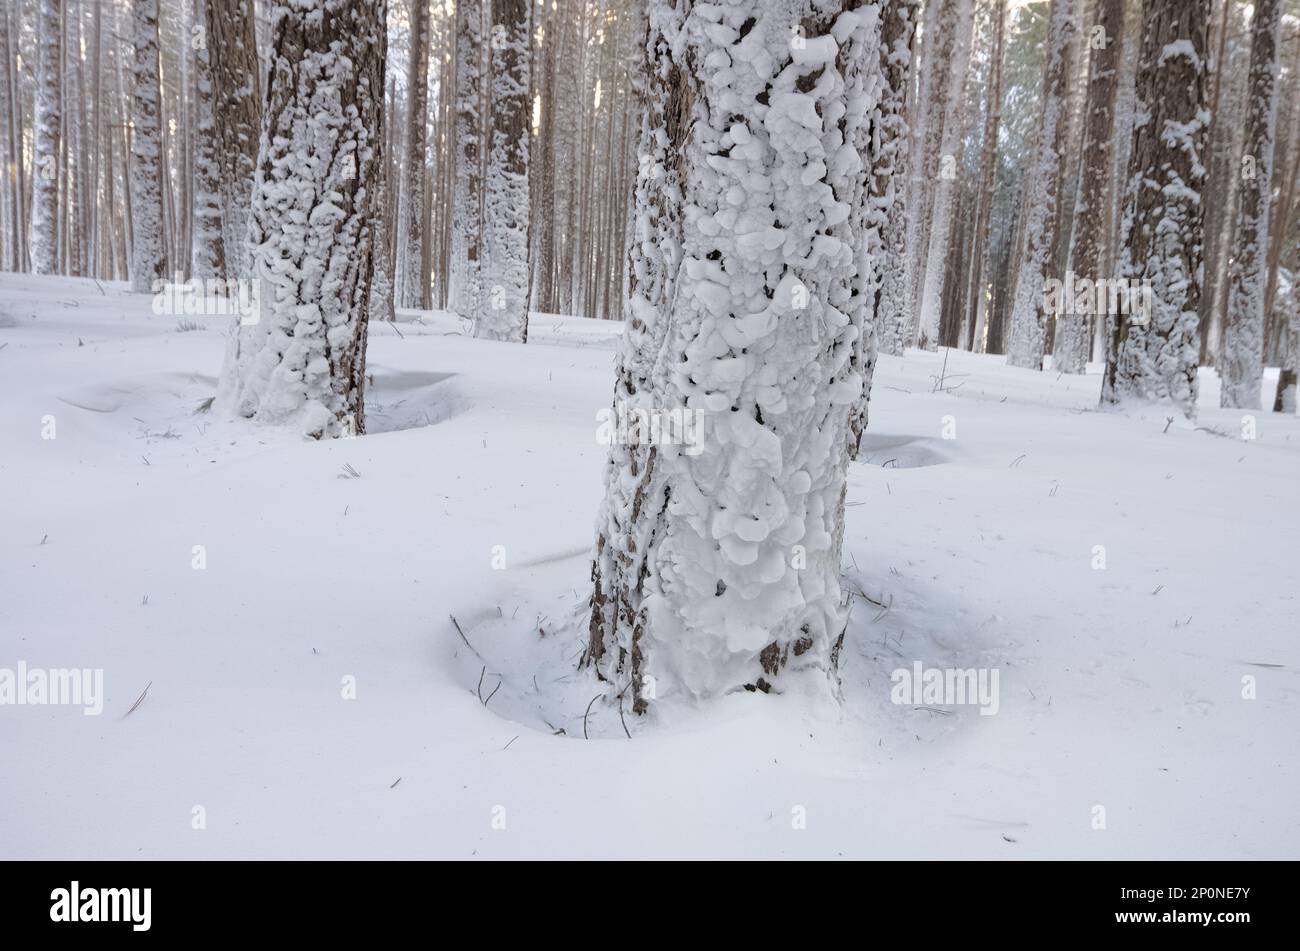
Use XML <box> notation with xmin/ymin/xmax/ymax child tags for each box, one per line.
<box><xmin>585</xmin><ymin>1</ymin><xmax>882</xmax><ymax>711</ymax></box>
<box><xmin>477</xmin><ymin>0</ymin><xmax>532</xmax><ymax>342</ymax></box>
<box><xmin>129</xmin><ymin>0</ymin><xmax>166</xmax><ymax>292</ymax></box>
<box><xmin>1219</xmin><ymin>0</ymin><xmax>1281</xmax><ymax>410</ymax></box>
<box><xmin>1102</xmin><ymin>0</ymin><xmax>1208</xmax><ymax>416</ymax></box>
<box><xmin>1005</xmin><ymin>0</ymin><xmax>1075</xmax><ymax>369</ymax></box>
<box><xmin>219</xmin><ymin>0</ymin><xmax>386</xmax><ymax>438</ymax></box>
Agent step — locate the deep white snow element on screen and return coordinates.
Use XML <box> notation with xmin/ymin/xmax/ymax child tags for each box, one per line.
<box><xmin>1</xmin><ymin>273</ymin><xmax>1297</xmax><ymax>859</ymax></box>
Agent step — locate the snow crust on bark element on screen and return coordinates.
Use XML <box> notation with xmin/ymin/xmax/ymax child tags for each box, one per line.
<box><xmin>1103</xmin><ymin>3</ymin><xmax>1208</xmax><ymax>418</ymax></box>
<box><xmin>586</xmin><ymin>1</ymin><xmax>884</xmax><ymax>711</ymax></box>
<box><xmin>218</xmin><ymin>0</ymin><xmax>386</xmax><ymax>438</ymax></box>
<box><xmin>30</xmin><ymin>0</ymin><xmax>61</xmax><ymax>276</ymax></box>
<box><xmin>477</xmin><ymin>0</ymin><xmax>532</xmax><ymax>343</ymax></box>
<box><xmin>451</xmin><ymin>0</ymin><xmax>484</xmax><ymax>321</ymax></box>
<box><xmin>129</xmin><ymin>0</ymin><xmax>167</xmax><ymax>293</ymax></box>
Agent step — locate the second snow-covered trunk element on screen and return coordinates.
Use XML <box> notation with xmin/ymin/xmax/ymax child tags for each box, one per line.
<box><xmin>218</xmin><ymin>0</ymin><xmax>387</xmax><ymax>438</ymax></box>
<box><xmin>206</xmin><ymin>0</ymin><xmax>261</xmax><ymax>280</ymax></box>
<box><xmin>398</xmin><ymin>0</ymin><xmax>430</xmax><ymax>310</ymax></box>
<box><xmin>585</xmin><ymin>1</ymin><xmax>882</xmax><ymax>712</ymax></box>
<box><xmin>451</xmin><ymin>0</ymin><xmax>484</xmax><ymax>322</ymax></box>
<box><xmin>31</xmin><ymin>0</ymin><xmax>61</xmax><ymax>275</ymax></box>
<box><xmin>1219</xmin><ymin>0</ymin><xmax>1281</xmax><ymax>410</ymax></box>
<box><xmin>477</xmin><ymin>0</ymin><xmax>531</xmax><ymax>343</ymax></box>
<box><xmin>129</xmin><ymin>0</ymin><xmax>166</xmax><ymax>293</ymax></box>
<box><xmin>1102</xmin><ymin>0</ymin><xmax>1208</xmax><ymax>417</ymax></box>
<box><xmin>914</xmin><ymin>0</ymin><xmax>973</xmax><ymax>351</ymax></box>
<box><xmin>1005</xmin><ymin>0</ymin><xmax>1075</xmax><ymax>370</ymax></box>
<box><xmin>1055</xmin><ymin>0</ymin><xmax>1122</xmax><ymax>375</ymax></box>
<box><xmin>192</xmin><ymin>0</ymin><xmax>226</xmax><ymax>281</ymax></box>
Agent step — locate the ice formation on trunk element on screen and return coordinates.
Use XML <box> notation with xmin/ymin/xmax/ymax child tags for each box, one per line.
<box><xmin>218</xmin><ymin>0</ymin><xmax>387</xmax><ymax>439</ymax></box>
<box><xmin>586</xmin><ymin>1</ymin><xmax>884</xmax><ymax>711</ymax></box>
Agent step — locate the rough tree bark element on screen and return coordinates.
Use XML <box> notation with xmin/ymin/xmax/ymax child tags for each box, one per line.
<box><xmin>31</xmin><ymin>0</ymin><xmax>63</xmax><ymax>275</ymax></box>
<box><xmin>1102</xmin><ymin>0</ymin><xmax>1208</xmax><ymax>417</ymax></box>
<box><xmin>399</xmin><ymin>0</ymin><xmax>430</xmax><ymax>309</ymax></box>
<box><xmin>129</xmin><ymin>0</ymin><xmax>167</xmax><ymax>293</ymax></box>
<box><xmin>192</xmin><ymin>0</ymin><xmax>226</xmax><ymax>280</ymax></box>
<box><xmin>1220</xmin><ymin>0</ymin><xmax>1281</xmax><ymax>409</ymax></box>
<box><xmin>206</xmin><ymin>0</ymin><xmax>261</xmax><ymax>279</ymax></box>
<box><xmin>1005</xmin><ymin>0</ymin><xmax>1076</xmax><ymax>369</ymax></box>
<box><xmin>218</xmin><ymin>0</ymin><xmax>387</xmax><ymax>438</ymax></box>
<box><xmin>477</xmin><ymin>0</ymin><xmax>532</xmax><ymax>342</ymax></box>
<box><xmin>451</xmin><ymin>0</ymin><xmax>484</xmax><ymax>320</ymax></box>
<box><xmin>1055</xmin><ymin>0</ymin><xmax>1123</xmax><ymax>373</ymax></box>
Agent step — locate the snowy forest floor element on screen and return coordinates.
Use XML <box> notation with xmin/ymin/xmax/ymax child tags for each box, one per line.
<box><xmin>2</xmin><ymin>272</ymin><xmax>1298</xmax><ymax>859</ymax></box>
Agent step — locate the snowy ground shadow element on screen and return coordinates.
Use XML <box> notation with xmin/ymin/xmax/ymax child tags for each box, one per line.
<box><xmin>365</xmin><ymin>366</ymin><xmax>470</xmax><ymax>434</ymax></box>
<box><xmin>855</xmin><ymin>433</ymin><xmax>954</xmax><ymax>469</ymax></box>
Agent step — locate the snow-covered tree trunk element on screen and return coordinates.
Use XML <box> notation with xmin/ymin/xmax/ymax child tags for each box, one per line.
<box><xmin>1273</xmin><ymin>279</ymin><xmax>1298</xmax><ymax>413</ymax></box>
<box><xmin>477</xmin><ymin>0</ymin><xmax>531</xmax><ymax>342</ymax></box>
<box><xmin>966</xmin><ymin>0</ymin><xmax>1007</xmax><ymax>354</ymax></box>
<box><xmin>914</xmin><ymin>0</ymin><xmax>973</xmax><ymax>351</ymax></box>
<box><xmin>129</xmin><ymin>0</ymin><xmax>167</xmax><ymax>293</ymax></box>
<box><xmin>31</xmin><ymin>0</ymin><xmax>63</xmax><ymax>276</ymax></box>
<box><xmin>451</xmin><ymin>0</ymin><xmax>484</xmax><ymax>320</ymax></box>
<box><xmin>585</xmin><ymin>1</ymin><xmax>883</xmax><ymax>711</ymax></box>
<box><xmin>192</xmin><ymin>0</ymin><xmax>226</xmax><ymax>280</ymax></box>
<box><xmin>399</xmin><ymin>0</ymin><xmax>430</xmax><ymax>309</ymax></box>
<box><xmin>1056</xmin><ymin>0</ymin><xmax>1122</xmax><ymax>374</ymax></box>
<box><xmin>206</xmin><ymin>0</ymin><xmax>261</xmax><ymax>279</ymax></box>
<box><xmin>1005</xmin><ymin>0</ymin><xmax>1075</xmax><ymax>369</ymax></box>
<box><xmin>218</xmin><ymin>0</ymin><xmax>387</xmax><ymax>438</ymax></box>
<box><xmin>0</xmin><ymin>2</ymin><xmax>23</xmax><ymax>271</ymax></box>
<box><xmin>868</xmin><ymin>0</ymin><xmax>916</xmax><ymax>360</ymax></box>
<box><xmin>1101</xmin><ymin>0</ymin><xmax>1208</xmax><ymax>416</ymax></box>
<box><xmin>370</xmin><ymin>76</ymin><xmax>396</xmax><ymax>325</ymax></box>
<box><xmin>1219</xmin><ymin>0</ymin><xmax>1281</xmax><ymax>410</ymax></box>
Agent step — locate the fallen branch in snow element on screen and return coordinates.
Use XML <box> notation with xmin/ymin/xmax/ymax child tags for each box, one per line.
<box><xmin>123</xmin><ymin>682</ymin><xmax>152</xmax><ymax>718</ymax></box>
<box><xmin>583</xmin><ymin>694</ymin><xmax>600</xmax><ymax>739</ymax></box>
